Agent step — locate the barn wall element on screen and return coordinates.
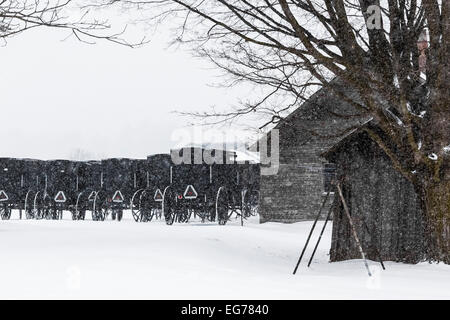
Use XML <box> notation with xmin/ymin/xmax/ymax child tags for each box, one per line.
<box><xmin>258</xmin><ymin>80</ymin><xmax>369</xmax><ymax>223</ymax></box>
<box><xmin>259</xmin><ymin>163</ymin><xmax>332</xmax><ymax>223</ymax></box>
<box><xmin>329</xmin><ymin>136</ymin><xmax>425</xmax><ymax>263</ymax></box>
<box><xmin>259</xmin><ymin>118</ymin><xmax>362</xmax><ymax>223</ymax></box>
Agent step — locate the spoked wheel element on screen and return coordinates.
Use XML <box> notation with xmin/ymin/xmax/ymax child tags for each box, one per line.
<box><xmin>73</xmin><ymin>192</ymin><xmax>86</xmax><ymax>220</ymax></box>
<box><xmin>242</xmin><ymin>189</ymin><xmax>259</xmax><ymax>218</ymax></box>
<box><xmin>148</xmin><ymin>208</ymin><xmax>160</xmax><ymax>222</ymax></box>
<box><xmin>176</xmin><ymin>209</ymin><xmax>190</xmax><ymax>223</ymax></box>
<box><xmin>53</xmin><ymin>209</ymin><xmax>63</xmax><ymax>220</ymax></box>
<box><xmin>24</xmin><ymin>190</ymin><xmax>35</xmax><ymax>219</ymax></box>
<box><xmin>197</xmin><ymin>205</ymin><xmax>211</xmax><ymax>223</ymax></box>
<box><xmin>154</xmin><ymin>208</ymin><xmax>162</xmax><ymax>220</ymax></box>
<box><xmin>33</xmin><ymin>192</ymin><xmax>50</xmax><ymax>220</ymax></box>
<box><xmin>32</xmin><ymin>192</ymin><xmax>42</xmax><ymax>219</ymax></box>
<box><xmin>42</xmin><ymin>195</ymin><xmax>54</xmax><ymax>220</ymax></box>
<box><xmin>139</xmin><ymin>207</ymin><xmax>160</xmax><ymax>223</ymax></box>
<box><xmin>162</xmin><ymin>186</ymin><xmax>176</xmax><ymax>225</ymax></box>
<box><xmin>216</xmin><ymin>186</ymin><xmax>232</xmax><ymax>225</ymax></box>
<box><xmin>197</xmin><ymin>199</ymin><xmax>216</xmax><ymax>223</ymax></box>
<box><xmin>51</xmin><ymin>204</ymin><xmax>64</xmax><ymax>220</ymax></box>
<box><xmin>208</xmin><ymin>204</ymin><xmax>216</xmax><ymax>222</ymax></box>
<box><xmin>0</xmin><ymin>204</ymin><xmax>11</xmax><ymax>220</ymax></box>
<box><xmin>131</xmin><ymin>189</ymin><xmax>145</xmax><ymax>222</ymax></box>
<box><xmin>71</xmin><ymin>209</ymin><xmax>85</xmax><ymax>220</ymax></box>
<box><xmin>248</xmin><ymin>190</ymin><xmax>260</xmax><ymax>217</ymax></box>
<box><xmin>141</xmin><ymin>191</ymin><xmax>161</xmax><ymax>222</ymax></box>
<box><xmin>92</xmin><ymin>191</ymin><xmax>108</xmax><ymax>221</ymax></box>
<box><xmin>114</xmin><ymin>209</ymin><xmax>123</xmax><ymax>221</ymax></box>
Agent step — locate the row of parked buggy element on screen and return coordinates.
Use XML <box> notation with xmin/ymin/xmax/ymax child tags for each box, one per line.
<box><xmin>0</xmin><ymin>148</ymin><xmax>260</xmax><ymax>225</ymax></box>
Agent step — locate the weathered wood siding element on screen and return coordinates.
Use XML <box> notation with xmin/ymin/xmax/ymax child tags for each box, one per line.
<box><xmin>259</xmin><ymin>81</ymin><xmax>367</xmax><ymax>223</ymax></box>
<box><xmin>327</xmin><ymin>133</ymin><xmax>425</xmax><ymax>263</ymax></box>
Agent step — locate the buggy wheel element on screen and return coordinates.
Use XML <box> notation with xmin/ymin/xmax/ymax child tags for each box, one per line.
<box><xmin>139</xmin><ymin>192</ymin><xmax>150</xmax><ymax>222</ymax></box>
<box><xmin>117</xmin><ymin>209</ymin><xmax>123</xmax><ymax>221</ymax></box>
<box><xmin>131</xmin><ymin>189</ymin><xmax>145</xmax><ymax>222</ymax></box>
<box><xmin>0</xmin><ymin>204</ymin><xmax>11</xmax><ymax>220</ymax></box>
<box><xmin>156</xmin><ymin>208</ymin><xmax>163</xmax><ymax>220</ymax></box>
<box><xmin>33</xmin><ymin>192</ymin><xmax>50</xmax><ymax>220</ymax></box>
<box><xmin>51</xmin><ymin>205</ymin><xmax>63</xmax><ymax>220</ymax></box>
<box><xmin>204</xmin><ymin>199</ymin><xmax>215</xmax><ymax>222</ymax></box>
<box><xmin>73</xmin><ymin>192</ymin><xmax>85</xmax><ymax>220</ymax></box>
<box><xmin>177</xmin><ymin>210</ymin><xmax>190</xmax><ymax>223</ymax></box>
<box><xmin>92</xmin><ymin>191</ymin><xmax>107</xmax><ymax>221</ymax></box>
<box><xmin>42</xmin><ymin>194</ymin><xmax>53</xmax><ymax>220</ymax></box>
<box><xmin>32</xmin><ymin>192</ymin><xmax>41</xmax><ymax>219</ymax></box>
<box><xmin>53</xmin><ymin>209</ymin><xmax>63</xmax><ymax>220</ymax></box>
<box><xmin>162</xmin><ymin>186</ymin><xmax>175</xmax><ymax>225</ymax></box>
<box><xmin>242</xmin><ymin>189</ymin><xmax>259</xmax><ymax>218</ymax></box>
<box><xmin>142</xmin><ymin>191</ymin><xmax>160</xmax><ymax>222</ymax></box>
<box><xmin>24</xmin><ymin>190</ymin><xmax>34</xmax><ymax>219</ymax></box>
<box><xmin>147</xmin><ymin>209</ymin><xmax>157</xmax><ymax>222</ymax></box>
<box><xmin>94</xmin><ymin>207</ymin><xmax>107</xmax><ymax>221</ymax></box>
<box><xmin>248</xmin><ymin>190</ymin><xmax>260</xmax><ymax>216</ymax></box>
<box><xmin>216</xmin><ymin>186</ymin><xmax>230</xmax><ymax>225</ymax></box>
<box><xmin>71</xmin><ymin>210</ymin><xmax>85</xmax><ymax>220</ymax></box>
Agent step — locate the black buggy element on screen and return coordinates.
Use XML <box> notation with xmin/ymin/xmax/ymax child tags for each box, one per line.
<box><xmin>70</xmin><ymin>160</ymin><xmax>103</xmax><ymax>220</ymax></box>
<box><xmin>88</xmin><ymin>158</ymin><xmax>143</xmax><ymax>221</ymax></box>
<box><xmin>0</xmin><ymin>158</ymin><xmax>28</xmax><ymax>220</ymax></box>
<box><xmin>131</xmin><ymin>154</ymin><xmax>171</xmax><ymax>222</ymax></box>
<box><xmin>27</xmin><ymin>160</ymin><xmax>79</xmax><ymax>220</ymax></box>
<box><xmin>0</xmin><ymin>150</ymin><xmax>259</xmax><ymax>223</ymax></box>
<box><xmin>162</xmin><ymin>147</ymin><xmax>260</xmax><ymax>225</ymax></box>
<box><xmin>22</xmin><ymin>159</ymin><xmax>49</xmax><ymax>219</ymax></box>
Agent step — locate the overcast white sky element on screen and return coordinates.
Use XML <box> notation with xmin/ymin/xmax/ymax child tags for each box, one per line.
<box><xmin>0</xmin><ymin>19</ymin><xmax>257</xmax><ymax>160</ymax></box>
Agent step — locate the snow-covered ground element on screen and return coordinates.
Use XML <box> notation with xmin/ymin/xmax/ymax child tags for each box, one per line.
<box><xmin>0</xmin><ymin>211</ymin><xmax>448</xmax><ymax>299</ymax></box>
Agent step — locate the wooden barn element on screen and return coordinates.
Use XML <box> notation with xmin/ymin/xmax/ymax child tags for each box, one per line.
<box><xmin>259</xmin><ymin>80</ymin><xmax>427</xmax><ymax>263</ymax></box>
<box><xmin>322</xmin><ymin>123</ymin><xmax>425</xmax><ymax>263</ymax></box>
<box><xmin>259</xmin><ymin>79</ymin><xmax>368</xmax><ymax>223</ymax></box>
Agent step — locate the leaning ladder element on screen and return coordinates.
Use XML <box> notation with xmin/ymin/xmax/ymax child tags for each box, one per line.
<box><xmin>292</xmin><ymin>181</ymin><xmax>385</xmax><ymax>276</ymax></box>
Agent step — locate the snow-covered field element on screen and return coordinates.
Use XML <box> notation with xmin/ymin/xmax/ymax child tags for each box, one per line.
<box><xmin>0</xmin><ymin>211</ymin><xmax>448</xmax><ymax>299</ymax></box>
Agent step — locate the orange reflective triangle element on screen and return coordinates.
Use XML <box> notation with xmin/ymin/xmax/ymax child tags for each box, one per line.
<box><xmin>183</xmin><ymin>185</ymin><xmax>198</xmax><ymax>199</ymax></box>
<box><xmin>0</xmin><ymin>190</ymin><xmax>8</xmax><ymax>202</ymax></box>
<box><xmin>154</xmin><ymin>189</ymin><xmax>163</xmax><ymax>201</ymax></box>
<box><xmin>112</xmin><ymin>190</ymin><xmax>124</xmax><ymax>203</ymax></box>
<box><xmin>54</xmin><ymin>191</ymin><xmax>67</xmax><ymax>203</ymax></box>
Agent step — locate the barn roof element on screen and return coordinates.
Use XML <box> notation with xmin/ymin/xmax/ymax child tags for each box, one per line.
<box><xmin>320</xmin><ymin>118</ymin><xmax>376</xmax><ymax>160</ymax></box>
<box><xmin>274</xmin><ymin>77</ymin><xmax>368</xmax><ymax>131</ymax></box>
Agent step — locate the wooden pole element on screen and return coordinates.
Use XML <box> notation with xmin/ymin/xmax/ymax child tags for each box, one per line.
<box><xmin>307</xmin><ymin>200</ymin><xmax>335</xmax><ymax>267</ymax></box>
<box><xmin>352</xmin><ymin>201</ymin><xmax>385</xmax><ymax>270</ymax></box>
<box><xmin>336</xmin><ymin>183</ymin><xmax>372</xmax><ymax>277</ymax></box>
<box><xmin>362</xmin><ymin>219</ymin><xmax>386</xmax><ymax>270</ymax></box>
<box><xmin>293</xmin><ymin>190</ymin><xmax>330</xmax><ymax>274</ymax></box>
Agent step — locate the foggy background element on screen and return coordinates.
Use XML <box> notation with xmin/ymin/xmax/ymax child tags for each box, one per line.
<box><xmin>0</xmin><ymin>18</ymin><xmax>260</xmax><ymax>160</ymax></box>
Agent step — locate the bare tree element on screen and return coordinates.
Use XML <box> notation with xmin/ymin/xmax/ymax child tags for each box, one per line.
<box><xmin>0</xmin><ymin>0</ymin><xmax>142</xmax><ymax>46</ymax></box>
<box><xmin>118</xmin><ymin>0</ymin><xmax>449</xmax><ymax>263</ymax></box>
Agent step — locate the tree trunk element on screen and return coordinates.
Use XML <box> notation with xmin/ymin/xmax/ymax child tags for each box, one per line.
<box><xmin>422</xmin><ymin>179</ymin><xmax>450</xmax><ymax>264</ymax></box>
